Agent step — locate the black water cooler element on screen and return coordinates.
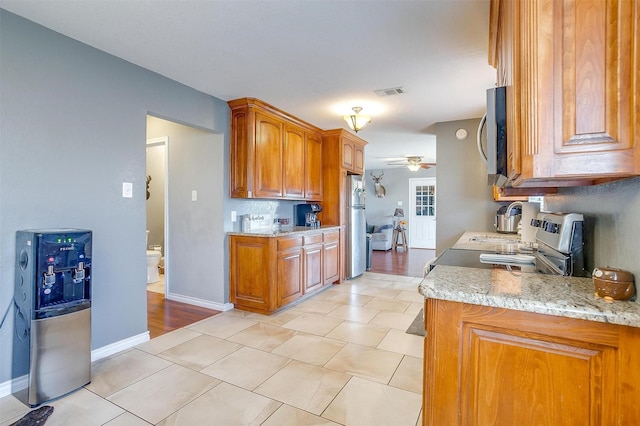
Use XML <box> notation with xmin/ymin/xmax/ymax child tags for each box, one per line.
<box><xmin>13</xmin><ymin>229</ymin><xmax>92</xmax><ymax>407</ymax></box>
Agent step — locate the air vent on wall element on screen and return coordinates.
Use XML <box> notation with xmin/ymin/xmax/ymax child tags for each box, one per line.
<box><xmin>374</xmin><ymin>87</ymin><xmax>405</xmax><ymax>97</ymax></box>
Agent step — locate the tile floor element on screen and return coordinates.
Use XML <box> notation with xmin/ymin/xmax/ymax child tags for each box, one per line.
<box><xmin>0</xmin><ymin>272</ymin><xmax>425</xmax><ymax>426</ymax></box>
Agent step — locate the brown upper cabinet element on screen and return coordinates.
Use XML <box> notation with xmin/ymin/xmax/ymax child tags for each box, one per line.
<box><xmin>489</xmin><ymin>0</ymin><xmax>639</xmax><ymax>188</ymax></box>
<box><xmin>228</xmin><ymin>98</ymin><xmax>323</xmax><ymax>200</ymax></box>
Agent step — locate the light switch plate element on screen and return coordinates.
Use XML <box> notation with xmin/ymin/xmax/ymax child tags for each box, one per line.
<box><xmin>231</xmin><ymin>211</ymin><xmax>237</xmax><ymax>222</ymax></box>
<box><xmin>122</xmin><ymin>182</ymin><xmax>133</xmax><ymax>198</ymax></box>
<box><xmin>397</xmin><ymin>201</ymin><xmax>403</xmax><ymax>206</ymax></box>
<box><xmin>191</xmin><ymin>190</ymin><xmax>197</xmax><ymax>201</ymax></box>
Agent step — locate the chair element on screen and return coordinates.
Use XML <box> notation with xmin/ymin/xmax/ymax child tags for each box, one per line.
<box><xmin>367</xmin><ymin>215</ymin><xmax>394</xmax><ymax>250</ymax></box>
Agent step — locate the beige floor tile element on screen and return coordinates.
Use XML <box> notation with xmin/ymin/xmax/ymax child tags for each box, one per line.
<box><xmin>363</xmin><ymin>297</ymin><xmax>410</xmax><ymax>313</ymax></box>
<box><xmin>103</xmin><ymin>412</ymin><xmax>153</xmax><ymax>425</ymax></box>
<box><xmin>227</xmin><ymin>322</ymin><xmax>297</xmax><ymax>351</ymax></box>
<box><xmin>245</xmin><ymin>309</ymin><xmax>304</xmax><ymax>327</ymax></box>
<box><xmin>377</xmin><ymin>328</ymin><xmax>424</xmax><ymax>358</ymax></box>
<box><xmin>324</xmin><ymin>282</ymin><xmax>369</xmax><ymax>293</ymax></box>
<box><xmin>158</xmin><ymin>334</ymin><xmax>241</xmax><ymax>370</ymax></box>
<box><xmin>157</xmin><ymin>382</ymin><xmax>280</xmax><ymax>426</ymax></box>
<box><xmin>359</xmin><ymin>287</ymin><xmax>401</xmax><ymax>299</ymax></box>
<box><xmin>135</xmin><ymin>328</ymin><xmax>201</xmax><ymax>355</ymax></box>
<box><xmin>321</xmin><ymin>291</ymin><xmax>374</xmax><ymax>306</ymax></box>
<box><xmin>388</xmin><ymin>280</ymin><xmax>421</xmax><ymax>290</ymax></box>
<box><xmin>324</xmin><ymin>343</ymin><xmax>403</xmax><ymax>384</ymax></box>
<box><xmin>404</xmin><ymin>302</ymin><xmax>424</xmax><ymax>316</ymax></box>
<box><xmin>369</xmin><ymin>311</ymin><xmax>417</xmax><ymax>330</ymax></box>
<box><xmin>261</xmin><ymin>404</ymin><xmax>340</xmax><ymax>426</ymax></box>
<box><xmin>0</xmin><ymin>395</ymin><xmax>29</xmax><ymax>425</ymax></box>
<box><xmin>86</xmin><ymin>349</ymin><xmax>172</xmax><ymax>398</ymax></box>
<box><xmin>389</xmin><ymin>355</ymin><xmax>423</xmax><ymax>394</ymax></box>
<box><xmin>254</xmin><ymin>360</ymin><xmax>351</xmax><ymax>415</ymax></box>
<box><xmin>187</xmin><ymin>314</ymin><xmax>256</xmax><ymax>339</ymax></box>
<box><xmin>394</xmin><ymin>289</ymin><xmax>425</xmax><ymax>303</ymax></box>
<box><xmin>325</xmin><ymin>304</ymin><xmax>380</xmax><ymax>323</ymax></box>
<box><xmin>200</xmin><ymin>346</ymin><xmax>290</xmax><ymax>390</ymax></box>
<box><xmin>281</xmin><ymin>312</ymin><xmax>342</xmax><ymax>336</ymax></box>
<box><xmin>107</xmin><ymin>364</ymin><xmax>220</xmax><ymax>424</ymax></box>
<box><xmin>325</xmin><ymin>321</ymin><xmax>389</xmax><ymax>347</ymax></box>
<box><xmin>290</xmin><ymin>299</ymin><xmax>341</xmax><ymax>314</ymax></box>
<box><xmin>271</xmin><ymin>334</ymin><xmax>345</xmax><ymax>366</ymax></box>
<box><xmin>44</xmin><ymin>388</ymin><xmax>124</xmax><ymax>426</ymax></box>
<box><xmin>322</xmin><ymin>377</ymin><xmax>422</xmax><ymax>426</ymax></box>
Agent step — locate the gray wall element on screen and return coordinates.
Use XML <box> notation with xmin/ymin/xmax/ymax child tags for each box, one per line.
<box><xmin>435</xmin><ymin>118</ymin><xmax>497</xmax><ymax>254</ymax></box>
<box><xmin>545</xmin><ymin>177</ymin><xmax>640</xmax><ymax>281</ymax></box>
<box><xmin>147</xmin><ymin>117</ymin><xmax>225</xmax><ymax>303</ymax></box>
<box><xmin>0</xmin><ymin>10</ymin><xmax>229</xmax><ymax>384</ymax></box>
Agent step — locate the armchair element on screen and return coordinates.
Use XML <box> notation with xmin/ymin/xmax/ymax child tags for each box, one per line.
<box><xmin>367</xmin><ymin>215</ymin><xmax>394</xmax><ymax>251</ymax></box>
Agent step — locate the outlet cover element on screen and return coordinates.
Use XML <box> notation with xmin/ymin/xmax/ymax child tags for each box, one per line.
<box><xmin>122</xmin><ymin>182</ymin><xmax>133</xmax><ymax>198</ymax></box>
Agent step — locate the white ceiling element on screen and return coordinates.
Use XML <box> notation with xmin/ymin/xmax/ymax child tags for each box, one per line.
<box><xmin>1</xmin><ymin>0</ymin><xmax>496</xmax><ymax>170</ymax></box>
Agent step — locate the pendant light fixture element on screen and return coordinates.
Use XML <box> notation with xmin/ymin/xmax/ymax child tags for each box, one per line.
<box><xmin>344</xmin><ymin>107</ymin><xmax>371</xmax><ymax>133</ymax></box>
<box><xmin>407</xmin><ymin>156</ymin><xmax>422</xmax><ymax>172</ymax></box>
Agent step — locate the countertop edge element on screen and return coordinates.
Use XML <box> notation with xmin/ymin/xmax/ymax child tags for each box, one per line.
<box><xmin>227</xmin><ymin>225</ymin><xmax>341</xmax><ymax>238</ymax></box>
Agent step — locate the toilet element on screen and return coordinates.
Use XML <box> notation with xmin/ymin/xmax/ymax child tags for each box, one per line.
<box><xmin>146</xmin><ymin>230</ymin><xmax>162</xmax><ymax>284</ymax></box>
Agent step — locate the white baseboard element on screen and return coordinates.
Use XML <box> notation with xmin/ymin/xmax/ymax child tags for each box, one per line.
<box><xmin>90</xmin><ymin>331</ymin><xmax>150</xmax><ymax>362</ymax></box>
<box><xmin>0</xmin><ymin>331</ymin><xmax>150</xmax><ymax>399</ymax></box>
<box><xmin>166</xmin><ymin>293</ymin><xmax>234</xmax><ymax>312</ymax></box>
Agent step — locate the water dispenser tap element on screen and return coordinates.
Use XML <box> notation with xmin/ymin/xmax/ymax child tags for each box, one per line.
<box><xmin>43</xmin><ymin>265</ymin><xmax>55</xmax><ymax>286</ymax></box>
<box><xmin>73</xmin><ymin>261</ymin><xmax>85</xmax><ymax>283</ymax></box>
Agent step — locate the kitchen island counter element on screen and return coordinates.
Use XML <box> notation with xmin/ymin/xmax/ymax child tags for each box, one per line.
<box><xmin>420</xmin><ymin>265</ymin><xmax>640</xmax><ymax>328</ymax></box>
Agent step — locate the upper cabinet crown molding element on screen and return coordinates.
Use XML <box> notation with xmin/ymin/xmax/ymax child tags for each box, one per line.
<box><xmin>490</xmin><ymin>0</ymin><xmax>639</xmax><ymax>188</ymax></box>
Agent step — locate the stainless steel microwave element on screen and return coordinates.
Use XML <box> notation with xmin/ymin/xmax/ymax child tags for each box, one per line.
<box><xmin>477</xmin><ymin>86</ymin><xmax>508</xmax><ymax>186</ymax></box>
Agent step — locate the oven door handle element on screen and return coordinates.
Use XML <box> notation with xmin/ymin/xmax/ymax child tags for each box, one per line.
<box><xmin>536</xmin><ymin>253</ymin><xmax>566</xmax><ymax>275</ymax></box>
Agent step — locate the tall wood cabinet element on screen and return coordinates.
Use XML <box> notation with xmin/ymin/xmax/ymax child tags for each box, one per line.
<box><xmin>228</xmin><ymin>98</ymin><xmax>323</xmax><ymax>200</ymax></box>
<box><xmin>489</xmin><ymin>0</ymin><xmax>639</xmax><ymax>187</ymax></box>
<box><xmin>423</xmin><ymin>298</ymin><xmax>640</xmax><ymax>425</ymax></box>
<box><xmin>321</xmin><ymin>129</ymin><xmax>367</xmax><ymax>282</ymax></box>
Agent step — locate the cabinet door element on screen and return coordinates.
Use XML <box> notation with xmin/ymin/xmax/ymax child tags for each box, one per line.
<box><xmin>254</xmin><ymin>112</ymin><xmax>283</xmax><ymax>198</ymax></box>
<box><xmin>229</xmin><ymin>109</ymin><xmax>251</xmax><ymax>198</ymax></box>
<box><xmin>323</xmin><ymin>240</ymin><xmax>339</xmax><ymax>285</ymax></box>
<box><xmin>342</xmin><ymin>140</ymin><xmax>355</xmax><ymax>170</ymax></box>
<box><xmin>302</xmin><ymin>244</ymin><xmax>323</xmax><ymax>294</ymax></box>
<box><xmin>276</xmin><ymin>248</ymin><xmax>302</xmax><ymax>307</ymax></box>
<box><xmin>304</xmin><ymin>132</ymin><xmax>323</xmax><ymax>200</ymax></box>
<box><xmin>283</xmin><ymin>123</ymin><xmax>305</xmax><ymax>199</ymax></box>
<box><xmin>229</xmin><ymin>236</ymin><xmax>273</xmax><ymax>312</ymax></box>
<box><xmin>423</xmin><ymin>299</ymin><xmax>637</xmax><ymax>426</ymax></box>
<box><xmin>354</xmin><ymin>145</ymin><xmax>365</xmax><ymax>173</ymax></box>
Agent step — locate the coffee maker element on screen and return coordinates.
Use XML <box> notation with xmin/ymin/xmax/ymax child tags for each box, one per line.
<box><xmin>294</xmin><ymin>203</ymin><xmax>322</xmax><ymax>227</ymax></box>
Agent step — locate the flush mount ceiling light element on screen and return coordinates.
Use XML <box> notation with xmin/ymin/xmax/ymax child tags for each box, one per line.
<box><xmin>407</xmin><ymin>156</ymin><xmax>422</xmax><ymax>172</ymax></box>
<box><xmin>343</xmin><ymin>107</ymin><xmax>371</xmax><ymax>133</ymax></box>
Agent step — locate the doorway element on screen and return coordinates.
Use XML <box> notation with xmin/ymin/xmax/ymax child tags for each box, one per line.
<box><xmin>409</xmin><ymin>178</ymin><xmax>436</xmax><ymax>249</ymax></box>
<box><xmin>146</xmin><ymin>136</ymin><xmax>169</xmax><ymax>297</ymax></box>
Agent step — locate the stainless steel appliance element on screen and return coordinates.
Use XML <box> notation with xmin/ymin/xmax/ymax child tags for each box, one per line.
<box><xmin>431</xmin><ymin>212</ymin><xmax>587</xmax><ymax>277</ymax></box>
<box><xmin>346</xmin><ymin>175</ymin><xmax>366</xmax><ymax>278</ymax></box>
<box><xmin>13</xmin><ymin>229</ymin><xmax>92</xmax><ymax>407</ymax></box>
<box><xmin>495</xmin><ymin>204</ymin><xmax>521</xmax><ymax>233</ymax></box>
<box><xmin>477</xmin><ymin>86</ymin><xmax>508</xmax><ymax>186</ymax></box>
<box><xmin>294</xmin><ymin>203</ymin><xmax>322</xmax><ymax>227</ymax></box>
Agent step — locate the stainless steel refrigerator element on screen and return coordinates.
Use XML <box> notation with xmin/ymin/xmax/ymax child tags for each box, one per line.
<box><xmin>346</xmin><ymin>175</ymin><xmax>366</xmax><ymax>278</ymax></box>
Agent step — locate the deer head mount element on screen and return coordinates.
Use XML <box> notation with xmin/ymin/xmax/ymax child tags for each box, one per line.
<box><xmin>370</xmin><ymin>171</ymin><xmax>386</xmax><ymax>198</ymax></box>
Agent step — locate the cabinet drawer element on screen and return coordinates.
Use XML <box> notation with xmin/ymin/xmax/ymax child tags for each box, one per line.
<box><xmin>323</xmin><ymin>230</ymin><xmax>339</xmax><ymax>243</ymax></box>
<box><xmin>277</xmin><ymin>236</ymin><xmax>303</xmax><ymax>251</ymax></box>
<box><xmin>303</xmin><ymin>233</ymin><xmax>323</xmax><ymax>246</ymax></box>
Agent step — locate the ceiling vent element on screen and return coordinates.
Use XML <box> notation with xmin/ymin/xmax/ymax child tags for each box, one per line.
<box><xmin>374</xmin><ymin>87</ymin><xmax>405</xmax><ymax>97</ymax></box>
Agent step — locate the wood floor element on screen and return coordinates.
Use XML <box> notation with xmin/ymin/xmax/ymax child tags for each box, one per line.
<box><xmin>369</xmin><ymin>247</ymin><xmax>436</xmax><ymax>277</ymax></box>
<box><xmin>147</xmin><ymin>290</ymin><xmax>221</xmax><ymax>339</ymax></box>
<box><xmin>146</xmin><ymin>248</ymin><xmax>433</xmax><ymax>338</ymax></box>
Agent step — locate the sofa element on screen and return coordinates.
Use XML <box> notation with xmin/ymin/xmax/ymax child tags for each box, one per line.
<box><xmin>367</xmin><ymin>215</ymin><xmax>394</xmax><ymax>250</ymax></box>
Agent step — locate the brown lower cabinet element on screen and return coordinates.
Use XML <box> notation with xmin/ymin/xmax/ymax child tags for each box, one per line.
<box><xmin>423</xmin><ymin>298</ymin><xmax>640</xmax><ymax>425</ymax></box>
<box><xmin>229</xmin><ymin>228</ymin><xmax>340</xmax><ymax>314</ymax></box>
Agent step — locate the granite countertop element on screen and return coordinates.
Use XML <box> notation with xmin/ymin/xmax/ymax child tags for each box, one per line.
<box><xmin>419</xmin><ymin>265</ymin><xmax>640</xmax><ymax>328</ymax></box>
<box><xmin>451</xmin><ymin>230</ymin><xmax>523</xmax><ymax>252</ymax></box>
<box><xmin>227</xmin><ymin>225</ymin><xmax>341</xmax><ymax>237</ymax></box>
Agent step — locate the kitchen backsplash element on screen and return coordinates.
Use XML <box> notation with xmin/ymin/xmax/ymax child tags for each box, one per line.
<box><xmin>544</xmin><ymin>176</ymin><xmax>640</xmax><ymax>284</ymax></box>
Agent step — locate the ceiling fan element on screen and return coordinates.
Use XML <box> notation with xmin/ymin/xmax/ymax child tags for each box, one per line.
<box><xmin>385</xmin><ymin>156</ymin><xmax>436</xmax><ymax>171</ymax></box>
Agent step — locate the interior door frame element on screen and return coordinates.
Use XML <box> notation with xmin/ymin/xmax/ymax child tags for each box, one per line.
<box><xmin>146</xmin><ymin>136</ymin><xmax>169</xmax><ymax>297</ymax></box>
